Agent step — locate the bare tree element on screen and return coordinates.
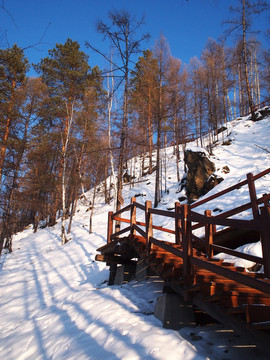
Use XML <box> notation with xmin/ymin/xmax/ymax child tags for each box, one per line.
<box><xmin>86</xmin><ymin>10</ymin><xmax>149</xmax><ymax>212</ymax></box>
<box><xmin>224</xmin><ymin>0</ymin><xmax>269</xmax><ymax>120</ymax></box>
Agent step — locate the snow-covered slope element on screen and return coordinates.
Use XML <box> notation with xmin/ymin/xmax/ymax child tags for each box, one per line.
<box><xmin>0</xmin><ymin>112</ymin><xmax>269</xmax><ymax>359</ymax></box>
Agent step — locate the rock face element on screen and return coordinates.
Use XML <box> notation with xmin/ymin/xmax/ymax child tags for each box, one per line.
<box><xmin>184</xmin><ymin>149</ymin><xmax>223</xmax><ymax>202</ymax></box>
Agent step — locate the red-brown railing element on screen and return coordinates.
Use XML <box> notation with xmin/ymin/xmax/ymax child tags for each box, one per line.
<box><xmin>106</xmin><ymin>169</ymin><xmax>270</xmax><ymax>294</ymax></box>
<box><xmin>242</xmin><ymin>99</ymin><xmax>270</xmax><ymax>117</ymax></box>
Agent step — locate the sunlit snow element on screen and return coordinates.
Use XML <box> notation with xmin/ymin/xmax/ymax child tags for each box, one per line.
<box><xmin>0</xmin><ymin>111</ymin><xmax>269</xmax><ymax>359</ymax></box>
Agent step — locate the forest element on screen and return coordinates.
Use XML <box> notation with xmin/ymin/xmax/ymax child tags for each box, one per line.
<box><xmin>0</xmin><ymin>1</ymin><xmax>269</xmax><ymax>254</ymax></box>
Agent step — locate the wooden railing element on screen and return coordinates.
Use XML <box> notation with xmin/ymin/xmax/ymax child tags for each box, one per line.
<box><xmin>106</xmin><ymin>169</ymin><xmax>270</xmax><ymax>293</ymax></box>
<box><xmin>242</xmin><ymin>98</ymin><xmax>270</xmax><ymax>117</ymax></box>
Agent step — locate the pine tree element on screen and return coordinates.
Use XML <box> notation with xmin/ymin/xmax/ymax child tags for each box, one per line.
<box><xmin>0</xmin><ymin>44</ymin><xmax>29</xmax><ymax>183</ymax></box>
<box><xmin>35</xmin><ymin>39</ymin><xmax>91</xmax><ymax>244</ymax></box>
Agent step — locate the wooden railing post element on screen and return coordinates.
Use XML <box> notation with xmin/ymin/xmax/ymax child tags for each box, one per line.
<box><xmin>130</xmin><ymin>197</ymin><xmax>136</xmax><ymax>237</ymax></box>
<box><xmin>145</xmin><ymin>200</ymin><xmax>153</xmax><ymax>255</ymax></box>
<box><xmin>107</xmin><ymin>211</ymin><xmax>113</xmax><ymax>244</ymax></box>
<box><xmin>182</xmin><ymin>204</ymin><xmax>193</xmax><ymax>285</ymax></box>
<box><xmin>247</xmin><ymin>172</ymin><xmax>259</xmax><ymax>219</ymax></box>
<box><xmin>260</xmin><ymin>205</ymin><xmax>270</xmax><ymax>277</ymax></box>
<box><xmin>205</xmin><ymin>209</ymin><xmax>214</xmax><ymax>259</ymax></box>
<box><xmin>175</xmin><ymin>202</ymin><xmax>182</xmax><ymax>245</ymax></box>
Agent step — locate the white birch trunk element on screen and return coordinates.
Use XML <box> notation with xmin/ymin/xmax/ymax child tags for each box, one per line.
<box><xmin>61</xmin><ymin>101</ymin><xmax>74</xmax><ymax>245</ymax></box>
<box><xmin>107</xmin><ymin>70</ymin><xmax>117</xmax><ymax>212</ymax></box>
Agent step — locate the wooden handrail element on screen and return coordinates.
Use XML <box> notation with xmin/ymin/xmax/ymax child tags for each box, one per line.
<box><xmin>113</xmin><ymin>216</ymin><xmax>130</xmax><ymax>224</ymax></box>
<box><xmin>211</xmin><ymin>244</ymin><xmax>264</xmax><ymax>265</ymax></box>
<box><xmin>112</xmin><ymin>203</ymin><xmax>132</xmax><ymax>218</ymax></box>
<box><xmin>133</xmin><ymin>224</ymin><xmax>147</xmax><ymax>238</ymax></box>
<box><xmin>191</xmin><ymin>168</ymin><xmax>270</xmax><ymax>210</ymax></box>
<box><xmin>133</xmin><ymin>201</ymin><xmax>145</xmax><ymax>211</ymax></box>
<box><xmin>242</xmin><ymin>98</ymin><xmax>269</xmax><ymax>116</ymax></box>
<box><xmin>112</xmin><ymin>216</ymin><xmax>175</xmax><ymax>234</ymax></box>
<box><xmin>190</xmin><ymin>210</ymin><xmax>261</xmax><ymax>231</ymax></box>
<box><xmin>149</xmin><ymin>207</ymin><xmax>177</xmax><ymax>219</ymax></box>
<box><xmin>110</xmin><ymin>225</ymin><xmax>131</xmax><ymax>239</ymax></box>
<box><xmin>106</xmin><ymin>169</ymin><xmax>270</xmax><ymax>286</ymax></box>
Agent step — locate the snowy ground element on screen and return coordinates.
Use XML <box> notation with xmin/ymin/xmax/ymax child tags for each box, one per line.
<box><xmin>0</xmin><ymin>111</ymin><xmax>269</xmax><ymax>359</ymax></box>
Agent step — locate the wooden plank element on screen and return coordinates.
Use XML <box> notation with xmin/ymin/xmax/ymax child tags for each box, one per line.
<box><xmin>182</xmin><ymin>204</ymin><xmax>193</xmax><ymax>281</ymax></box>
<box><xmin>247</xmin><ymin>173</ymin><xmax>259</xmax><ymax>218</ymax></box>
<box><xmin>190</xmin><ymin>211</ymin><xmax>261</xmax><ymax>231</ymax></box>
<box><xmin>97</xmin><ymin>237</ymin><xmax>130</xmax><ymax>253</ymax></box>
<box><xmin>215</xmin><ymin>201</ymin><xmax>252</xmax><ymax>219</ymax></box>
<box><xmin>190</xmin><ymin>167</ymin><xmax>270</xmax><ymax>212</ymax></box>
<box><xmin>112</xmin><ymin>203</ymin><xmax>131</xmax><ymax>218</ymax></box>
<box><xmin>110</xmin><ymin>225</ymin><xmax>131</xmax><ymax>239</ymax></box>
<box><xmin>153</xmin><ymin>225</ymin><xmax>175</xmax><ymax>234</ymax></box>
<box><xmin>190</xmin><ymin>178</ymin><xmax>248</xmax><ymax>209</ymax></box>
<box><xmin>245</xmin><ymin>304</ymin><xmax>270</xmax><ymax>324</ymax></box>
<box><xmin>253</xmin><ymin>167</ymin><xmax>270</xmax><ymax>180</ymax></box>
<box><xmin>165</xmin><ymin>278</ymin><xmax>270</xmax><ymax>355</ymax></box>
<box><xmin>214</xmin><ymin>193</ymin><xmax>270</xmax><ymax>220</ymax></box>
<box><xmin>150</xmin><ymin>237</ymin><xmax>184</xmax><ymax>259</ymax></box>
<box><xmin>145</xmin><ymin>200</ymin><xmax>153</xmax><ymax>254</ymax></box>
<box><xmin>205</xmin><ymin>210</ymin><xmax>214</xmax><ymax>259</ymax></box>
<box><xmin>220</xmin><ymin>293</ymin><xmax>270</xmax><ymax>308</ymax></box>
<box><xmin>149</xmin><ymin>207</ymin><xmax>177</xmax><ymax>219</ymax></box>
<box><xmin>95</xmin><ymin>254</ymin><xmax>137</xmax><ymax>265</ymax></box>
<box><xmin>133</xmin><ymin>224</ymin><xmax>146</xmax><ymax>238</ymax></box>
<box><xmin>113</xmin><ymin>217</ymin><xmax>130</xmax><ymax>224</ymax></box>
<box><xmin>175</xmin><ymin>202</ymin><xmax>181</xmax><ymax>245</ymax></box>
<box><xmin>107</xmin><ymin>211</ymin><xmax>113</xmax><ymax>244</ymax></box>
<box><xmin>130</xmin><ymin>197</ymin><xmax>136</xmax><ymax>237</ymax></box>
<box><xmin>191</xmin><ymin>256</ymin><xmax>270</xmax><ymax>294</ymax></box>
<box><xmin>260</xmin><ymin>206</ymin><xmax>270</xmax><ymax>277</ymax></box>
<box><xmin>133</xmin><ymin>201</ymin><xmax>145</xmax><ymax>211</ymax></box>
<box><xmin>211</xmin><ymin>244</ymin><xmax>264</xmax><ymax>265</ymax></box>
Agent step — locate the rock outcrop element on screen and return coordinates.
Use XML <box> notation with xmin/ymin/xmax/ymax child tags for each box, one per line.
<box><xmin>184</xmin><ymin>149</ymin><xmax>223</xmax><ymax>202</ymax></box>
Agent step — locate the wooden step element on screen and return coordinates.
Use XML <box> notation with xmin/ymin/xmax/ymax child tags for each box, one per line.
<box><xmin>245</xmin><ymin>304</ymin><xmax>270</xmax><ymax>324</ymax></box>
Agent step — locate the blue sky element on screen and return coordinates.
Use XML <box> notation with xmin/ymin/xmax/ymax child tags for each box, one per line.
<box><xmin>1</xmin><ymin>0</ymin><xmax>269</xmax><ymax>75</ymax></box>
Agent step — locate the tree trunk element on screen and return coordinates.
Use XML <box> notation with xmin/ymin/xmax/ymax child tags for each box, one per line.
<box><xmin>154</xmin><ymin>119</ymin><xmax>161</xmax><ymax>208</ymax></box>
<box><xmin>148</xmin><ymin>89</ymin><xmax>153</xmax><ymax>174</ymax></box>
<box><xmin>107</xmin><ymin>72</ymin><xmax>117</xmax><ymax>212</ymax></box>
<box><xmin>61</xmin><ymin>101</ymin><xmax>74</xmax><ymax>245</ymax></box>
<box><xmin>242</xmin><ymin>0</ymin><xmax>255</xmax><ymax>119</ymax></box>
<box><xmin>0</xmin><ymin>81</ymin><xmax>16</xmax><ymax>182</ymax></box>
<box><xmin>89</xmin><ymin>185</ymin><xmax>97</xmax><ymax>234</ymax></box>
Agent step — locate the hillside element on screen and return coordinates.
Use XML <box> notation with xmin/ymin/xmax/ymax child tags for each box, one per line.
<box><xmin>0</xmin><ymin>110</ymin><xmax>269</xmax><ymax>360</ymax></box>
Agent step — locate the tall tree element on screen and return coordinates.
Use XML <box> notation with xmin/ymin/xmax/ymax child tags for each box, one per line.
<box><xmin>86</xmin><ymin>10</ymin><xmax>149</xmax><ymax>212</ymax></box>
<box><xmin>130</xmin><ymin>49</ymin><xmax>159</xmax><ymax>174</ymax></box>
<box><xmin>225</xmin><ymin>0</ymin><xmax>269</xmax><ymax>120</ymax></box>
<box><xmin>153</xmin><ymin>35</ymin><xmax>172</xmax><ymax>207</ymax></box>
<box><xmin>0</xmin><ymin>77</ymin><xmax>46</xmax><ymax>254</ymax></box>
<box><xmin>35</xmin><ymin>38</ymin><xmax>91</xmax><ymax>244</ymax></box>
<box><xmin>0</xmin><ymin>44</ymin><xmax>29</xmax><ymax>183</ymax></box>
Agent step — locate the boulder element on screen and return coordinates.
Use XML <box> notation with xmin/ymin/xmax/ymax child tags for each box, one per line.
<box><xmin>184</xmin><ymin>149</ymin><xmax>223</xmax><ymax>202</ymax></box>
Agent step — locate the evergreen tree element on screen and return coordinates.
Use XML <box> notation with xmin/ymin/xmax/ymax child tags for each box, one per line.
<box><xmin>0</xmin><ymin>44</ymin><xmax>29</xmax><ymax>183</ymax></box>
<box><xmin>35</xmin><ymin>38</ymin><xmax>92</xmax><ymax>244</ymax></box>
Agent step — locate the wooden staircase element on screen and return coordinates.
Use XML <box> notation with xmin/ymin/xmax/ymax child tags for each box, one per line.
<box><xmin>96</xmin><ymin>169</ymin><xmax>270</xmax><ymax>351</ymax></box>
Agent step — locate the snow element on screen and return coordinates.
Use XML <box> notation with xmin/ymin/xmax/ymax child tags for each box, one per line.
<box><xmin>0</xmin><ymin>113</ymin><xmax>270</xmax><ymax>359</ymax></box>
